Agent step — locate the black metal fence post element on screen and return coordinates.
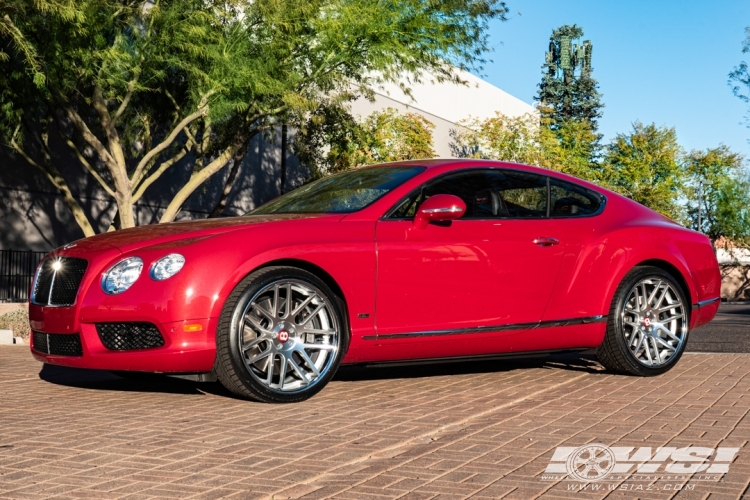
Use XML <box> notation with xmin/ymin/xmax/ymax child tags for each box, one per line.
<box><xmin>0</xmin><ymin>249</ymin><xmax>49</xmax><ymax>303</ymax></box>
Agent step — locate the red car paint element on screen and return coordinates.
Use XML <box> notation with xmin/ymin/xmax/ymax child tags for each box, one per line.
<box><xmin>29</xmin><ymin>159</ymin><xmax>721</xmax><ymax>372</ymax></box>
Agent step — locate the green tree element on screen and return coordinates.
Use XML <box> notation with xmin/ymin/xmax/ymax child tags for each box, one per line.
<box><xmin>1</xmin><ymin>0</ymin><xmax>507</xmax><ymax>236</ymax></box>
<box><xmin>450</xmin><ymin>112</ymin><xmax>600</xmax><ymax>182</ymax></box>
<box><xmin>355</xmin><ymin>108</ymin><xmax>436</xmax><ymax>166</ymax></box>
<box><xmin>729</xmin><ymin>26</ymin><xmax>750</xmax><ymax>133</ymax></box>
<box><xmin>684</xmin><ymin>146</ymin><xmax>750</xmax><ymax>247</ymax></box>
<box><xmin>451</xmin><ymin>113</ymin><xmax>543</xmax><ymax>165</ymax></box>
<box><xmin>535</xmin><ymin>25</ymin><xmax>604</xmax><ymax>133</ymax></box>
<box><xmin>294</xmin><ymin>106</ymin><xmax>436</xmax><ymax>179</ymax></box>
<box><xmin>602</xmin><ymin>122</ymin><xmax>684</xmax><ymax>220</ymax></box>
<box><xmin>541</xmin><ymin>118</ymin><xmax>601</xmax><ymax>182</ymax></box>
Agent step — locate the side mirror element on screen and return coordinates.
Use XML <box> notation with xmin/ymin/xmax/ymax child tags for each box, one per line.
<box><xmin>414</xmin><ymin>194</ymin><xmax>466</xmax><ymax>229</ymax></box>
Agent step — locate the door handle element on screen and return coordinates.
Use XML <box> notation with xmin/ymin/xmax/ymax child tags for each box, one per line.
<box><xmin>533</xmin><ymin>237</ymin><xmax>559</xmax><ymax>247</ymax></box>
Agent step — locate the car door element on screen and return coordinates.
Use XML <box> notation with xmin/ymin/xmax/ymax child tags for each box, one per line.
<box><xmin>374</xmin><ymin>168</ymin><xmax>566</xmax><ymax>350</ymax></box>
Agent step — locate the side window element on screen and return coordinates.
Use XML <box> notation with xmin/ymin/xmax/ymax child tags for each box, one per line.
<box><xmin>389</xmin><ymin>189</ymin><xmax>423</xmax><ymax>219</ymax></box>
<box><xmin>388</xmin><ymin>171</ymin><xmax>494</xmax><ymax>219</ymax></box>
<box><xmin>487</xmin><ymin>170</ymin><xmax>548</xmax><ymax>218</ymax></box>
<box><xmin>388</xmin><ymin>169</ymin><xmax>551</xmax><ymax>219</ymax></box>
<box><xmin>423</xmin><ymin>171</ymin><xmax>494</xmax><ymax>218</ymax></box>
<box><xmin>549</xmin><ymin>179</ymin><xmax>603</xmax><ymax>217</ymax></box>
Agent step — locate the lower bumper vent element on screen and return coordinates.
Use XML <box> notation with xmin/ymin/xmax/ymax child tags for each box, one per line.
<box><xmin>96</xmin><ymin>323</ymin><xmax>165</xmax><ymax>351</ymax></box>
<box><xmin>32</xmin><ymin>331</ymin><xmax>83</xmax><ymax>356</ymax></box>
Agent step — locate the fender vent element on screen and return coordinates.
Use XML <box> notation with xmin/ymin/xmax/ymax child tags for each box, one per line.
<box><xmin>32</xmin><ymin>331</ymin><xmax>83</xmax><ymax>356</ymax></box>
<box><xmin>96</xmin><ymin>323</ymin><xmax>165</xmax><ymax>351</ymax></box>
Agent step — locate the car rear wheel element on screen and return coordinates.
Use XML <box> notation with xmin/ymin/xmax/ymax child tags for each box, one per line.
<box><xmin>597</xmin><ymin>266</ymin><xmax>689</xmax><ymax>376</ymax></box>
<box><xmin>214</xmin><ymin>266</ymin><xmax>348</xmax><ymax>403</ymax></box>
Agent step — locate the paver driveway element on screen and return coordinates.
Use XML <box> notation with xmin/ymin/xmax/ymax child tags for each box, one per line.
<box><xmin>1</xmin><ymin>346</ymin><xmax>749</xmax><ymax>500</ymax></box>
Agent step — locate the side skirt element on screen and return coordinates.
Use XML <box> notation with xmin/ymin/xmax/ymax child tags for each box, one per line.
<box><xmin>363</xmin><ymin>315</ymin><xmax>606</xmax><ymax>341</ymax></box>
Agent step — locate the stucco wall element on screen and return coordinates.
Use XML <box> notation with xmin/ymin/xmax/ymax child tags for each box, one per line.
<box><xmin>722</xmin><ymin>265</ymin><xmax>750</xmax><ymax>301</ymax></box>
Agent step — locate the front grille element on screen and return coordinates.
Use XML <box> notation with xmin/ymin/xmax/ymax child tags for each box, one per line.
<box><xmin>32</xmin><ymin>331</ymin><xmax>83</xmax><ymax>356</ymax></box>
<box><xmin>96</xmin><ymin>323</ymin><xmax>165</xmax><ymax>351</ymax></box>
<box><xmin>32</xmin><ymin>257</ymin><xmax>88</xmax><ymax>306</ymax></box>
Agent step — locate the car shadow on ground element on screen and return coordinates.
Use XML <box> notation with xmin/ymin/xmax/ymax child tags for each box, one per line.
<box><xmin>38</xmin><ymin>351</ymin><xmax>606</xmax><ymax>399</ymax></box>
<box><xmin>335</xmin><ymin>351</ymin><xmax>605</xmax><ymax>381</ymax></box>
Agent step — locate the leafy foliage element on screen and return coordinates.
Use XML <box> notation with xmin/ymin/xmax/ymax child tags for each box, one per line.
<box><xmin>294</xmin><ymin>106</ymin><xmax>436</xmax><ymax>179</ymax></box>
<box><xmin>451</xmin><ymin>113</ymin><xmax>543</xmax><ymax>165</ymax></box>
<box><xmin>1</xmin><ymin>0</ymin><xmax>507</xmax><ymax>235</ymax></box>
<box><xmin>451</xmin><ymin>112</ymin><xmax>600</xmax><ymax>182</ymax></box>
<box><xmin>602</xmin><ymin>122</ymin><xmax>684</xmax><ymax>220</ymax></box>
<box><xmin>684</xmin><ymin>146</ymin><xmax>750</xmax><ymax>246</ymax></box>
<box><xmin>0</xmin><ymin>308</ymin><xmax>29</xmax><ymax>342</ymax></box>
<box><xmin>729</xmin><ymin>26</ymin><xmax>750</xmax><ymax>132</ymax></box>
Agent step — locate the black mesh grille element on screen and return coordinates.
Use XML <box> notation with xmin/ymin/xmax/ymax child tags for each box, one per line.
<box><xmin>32</xmin><ymin>257</ymin><xmax>88</xmax><ymax>306</ymax></box>
<box><xmin>32</xmin><ymin>331</ymin><xmax>83</xmax><ymax>356</ymax></box>
<box><xmin>32</xmin><ymin>331</ymin><xmax>48</xmax><ymax>353</ymax></box>
<box><xmin>96</xmin><ymin>323</ymin><xmax>165</xmax><ymax>351</ymax></box>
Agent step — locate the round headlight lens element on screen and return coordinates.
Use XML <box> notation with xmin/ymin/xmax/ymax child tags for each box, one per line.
<box><xmin>150</xmin><ymin>253</ymin><xmax>185</xmax><ymax>281</ymax></box>
<box><xmin>102</xmin><ymin>257</ymin><xmax>143</xmax><ymax>295</ymax></box>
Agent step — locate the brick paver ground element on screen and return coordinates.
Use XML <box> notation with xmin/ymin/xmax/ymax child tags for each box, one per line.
<box><xmin>1</xmin><ymin>346</ymin><xmax>749</xmax><ymax>500</ymax></box>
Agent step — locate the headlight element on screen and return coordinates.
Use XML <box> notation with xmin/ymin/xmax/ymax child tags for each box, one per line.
<box><xmin>150</xmin><ymin>253</ymin><xmax>185</xmax><ymax>281</ymax></box>
<box><xmin>101</xmin><ymin>257</ymin><xmax>143</xmax><ymax>295</ymax></box>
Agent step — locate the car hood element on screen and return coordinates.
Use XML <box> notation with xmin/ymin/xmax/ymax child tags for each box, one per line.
<box><xmin>62</xmin><ymin>214</ymin><xmax>341</xmax><ymax>255</ymax></box>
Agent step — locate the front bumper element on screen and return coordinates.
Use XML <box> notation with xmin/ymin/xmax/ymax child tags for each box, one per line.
<box><xmin>29</xmin><ymin>314</ymin><xmax>218</xmax><ymax>373</ymax></box>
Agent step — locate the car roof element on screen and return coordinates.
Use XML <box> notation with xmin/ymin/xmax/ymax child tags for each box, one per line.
<box><xmin>363</xmin><ymin>158</ymin><xmax>607</xmax><ymax>193</ymax></box>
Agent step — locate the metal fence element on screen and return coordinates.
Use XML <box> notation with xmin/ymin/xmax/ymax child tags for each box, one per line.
<box><xmin>0</xmin><ymin>250</ymin><xmax>48</xmax><ymax>303</ymax></box>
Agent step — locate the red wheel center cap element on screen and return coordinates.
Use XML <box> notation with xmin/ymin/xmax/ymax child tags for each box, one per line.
<box><xmin>277</xmin><ymin>330</ymin><xmax>289</xmax><ymax>342</ymax></box>
<box><xmin>643</xmin><ymin>317</ymin><xmax>651</xmax><ymax>328</ymax></box>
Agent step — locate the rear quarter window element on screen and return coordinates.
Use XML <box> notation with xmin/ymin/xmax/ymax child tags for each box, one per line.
<box><xmin>549</xmin><ymin>179</ymin><xmax>604</xmax><ymax>217</ymax></box>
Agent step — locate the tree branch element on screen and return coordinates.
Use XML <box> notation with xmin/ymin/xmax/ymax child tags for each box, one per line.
<box><xmin>159</xmin><ymin>130</ymin><xmax>259</xmax><ymax>223</ymax></box>
<box><xmin>131</xmin><ymin>139</ymin><xmax>193</xmax><ymax>202</ymax></box>
<box><xmin>130</xmin><ymin>102</ymin><xmax>210</xmax><ymax>185</ymax></box>
<box><xmin>60</xmin><ymin>103</ymin><xmax>120</xmax><ymax>171</ymax></box>
<box><xmin>92</xmin><ymin>85</ymin><xmax>127</xmax><ymax>170</ymax></box>
<box><xmin>57</xmin><ymin>125</ymin><xmax>117</xmax><ymax>198</ymax></box>
<box><xmin>10</xmin><ymin>125</ymin><xmax>96</xmax><ymax>237</ymax></box>
<box><xmin>112</xmin><ymin>71</ymin><xmax>140</xmax><ymax>126</ymax></box>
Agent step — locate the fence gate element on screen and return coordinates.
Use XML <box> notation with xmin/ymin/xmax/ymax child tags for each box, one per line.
<box><xmin>0</xmin><ymin>250</ymin><xmax>48</xmax><ymax>303</ymax></box>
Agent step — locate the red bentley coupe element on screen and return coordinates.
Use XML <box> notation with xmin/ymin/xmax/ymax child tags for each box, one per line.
<box><xmin>29</xmin><ymin>159</ymin><xmax>721</xmax><ymax>402</ymax></box>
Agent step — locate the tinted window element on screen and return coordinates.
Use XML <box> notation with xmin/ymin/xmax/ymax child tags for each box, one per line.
<box><xmin>388</xmin><ymin>169</ymin><xmax>548</xmax><ymax>219</ymax></box>
<box><xmin>549</xmin><ymin>179</ymin><xmax>602</xmax><ymax>217</ymax></box>
<box><xmin>488</xmin><ymin>170</ymin><xmax>548</xmax><ymax>218</ymax></box>
<box><xmin>249</xmin><ymin>166</ymin><xmax>424</xmax><ymax>214</ymax></box>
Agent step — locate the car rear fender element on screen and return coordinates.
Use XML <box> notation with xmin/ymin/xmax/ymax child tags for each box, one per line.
<box><xmin>542</xmin><ymin>224</ymin><xmax>701</xmax><ymax>328</ymax></box>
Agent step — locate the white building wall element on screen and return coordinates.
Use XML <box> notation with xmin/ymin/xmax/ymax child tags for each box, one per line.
<box><xmin>350</xmin><ymin>69</ymin><xmax>537</xmax><ymax>157</ymax></box>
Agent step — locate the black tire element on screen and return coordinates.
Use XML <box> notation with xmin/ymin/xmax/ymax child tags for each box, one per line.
<box><xmin>213</xmin><ymin>266</ymin><xmax>349</xmax><ymax>403</ymax></box>
<box><xmin>597</xmin><ymin>266</ymin><xmax>690</xmax><ymax>376</ymax></box>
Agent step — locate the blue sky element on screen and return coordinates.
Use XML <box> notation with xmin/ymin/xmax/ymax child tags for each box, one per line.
<box><xmin>474</xmin><ymin>0</ymin><xmax>750</xmax><ymax>157</ymax></box>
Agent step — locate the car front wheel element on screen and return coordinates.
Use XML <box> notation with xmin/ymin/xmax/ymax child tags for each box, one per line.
<box><xmin>597</xmin><ymin>266</ymin><xmax>689</xmax><ymax>376</ymax></box>
<box><xmin>214</xmin><ymin>266</ymin><xmax>348</xmax><ymax>403</ymax></box>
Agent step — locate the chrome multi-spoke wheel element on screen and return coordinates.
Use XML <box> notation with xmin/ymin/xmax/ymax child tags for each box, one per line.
<box><xmin>621</xmin><ymin>278</ymin><xmax>687</xmax><ymax>367</ymax></box>
<box><xmin>240</xmin><ymin>279</ymin><xmax>339</xmax><ymax>392</ymax></box>
<box><xmin>215</xmin><ymin>267</ymin><xmax>348</xmax><ymax>402</ymax></box>
<box><xmin>597</xmin><ymin>266</ymin><xmax>689</xmax><ymax>376</ymax></box>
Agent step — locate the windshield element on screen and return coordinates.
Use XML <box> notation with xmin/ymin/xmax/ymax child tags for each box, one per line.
<box><xmin>248</xmin><ymin>166</ymin><xmax>425</xmax><ymax>214</ymax></box>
